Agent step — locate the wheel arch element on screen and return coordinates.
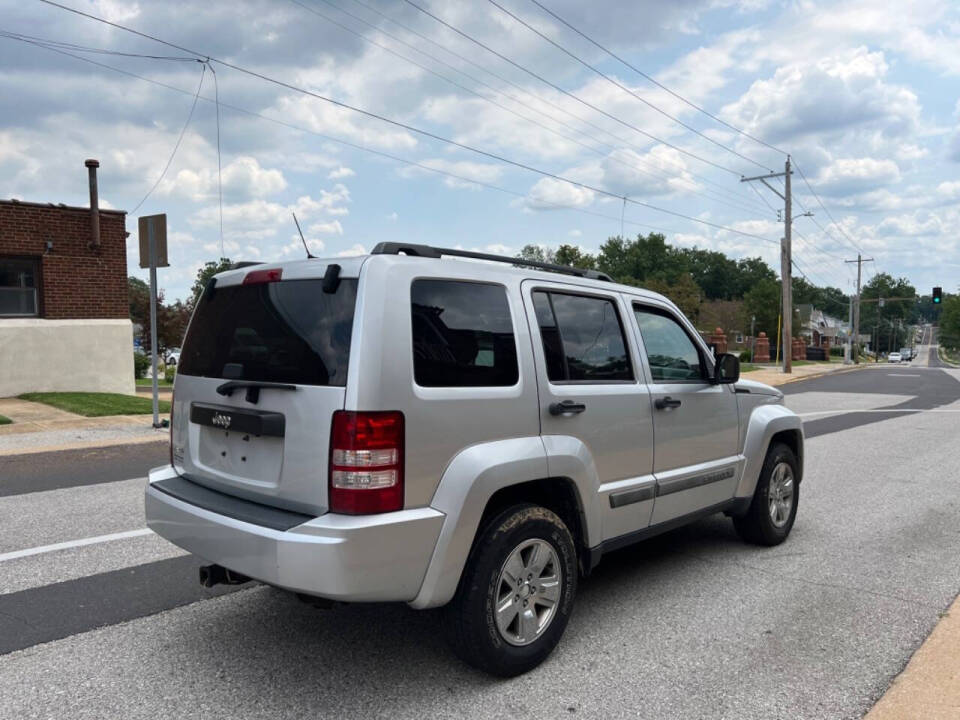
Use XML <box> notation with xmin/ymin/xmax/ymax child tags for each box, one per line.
<box><xmin>735</xmin><ymin>404</ymin><xmax>804</xmax><ymax>500</ymax></box>
<box><xmin>409</xmin><ymin>436</ymin><xmax>599</xmax><ymax>609</ymax></box>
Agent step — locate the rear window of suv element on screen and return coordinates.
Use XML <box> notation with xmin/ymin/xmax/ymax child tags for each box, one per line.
<box><xmin>178</xmin><ymin>277</ymin><xmax>358</xmax><ymax>386</ymax></box>
<box><xmin>411</xmin><ymin>279</ymin><xmax>518</xmax><ymax>387</ymax></box>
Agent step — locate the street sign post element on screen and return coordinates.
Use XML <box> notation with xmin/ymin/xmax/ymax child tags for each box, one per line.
<box><xmin>138</xmin><ymin>214</ymin><xmax>170</xmax><ymax>429</ymax></box>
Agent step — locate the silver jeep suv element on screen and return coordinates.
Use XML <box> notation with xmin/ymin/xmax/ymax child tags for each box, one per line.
<box><xmin>146</xmin><ymin>243</ymin><xmax>803</xmax><ymax>676</ymax></box>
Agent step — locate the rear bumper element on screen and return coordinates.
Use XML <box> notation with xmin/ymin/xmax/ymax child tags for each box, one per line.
<box><xmin>145</xmin><ymin>466</ymin><xmax>445</xmax><ymax>602</ymax></box>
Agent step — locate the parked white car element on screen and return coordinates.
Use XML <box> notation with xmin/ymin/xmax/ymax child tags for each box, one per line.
<box><xmin>888</xmin><ymin>352</ymin><xmax>902</xmax><ymax>363</ymax></box>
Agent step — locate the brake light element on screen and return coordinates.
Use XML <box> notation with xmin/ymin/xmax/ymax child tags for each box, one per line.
<box><xmin>329</xmin><ymin>411</ymin><xmax>404</xmax><ymax>514</ymax></box>
<box><xmin>243</xmin><ymin>268</ymin><xmax>282</xmax><ymax>284</ymax></box>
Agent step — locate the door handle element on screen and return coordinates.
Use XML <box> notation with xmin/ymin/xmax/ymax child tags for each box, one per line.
<box><xmin>549</xmin><ymin>400</ymin><xmax>586</xmax><ymax>416</ymax></box>
<box><xmin>655</xmin><ymin>396</ymin><xmax>682</xmax><ymax>410</ymax></box>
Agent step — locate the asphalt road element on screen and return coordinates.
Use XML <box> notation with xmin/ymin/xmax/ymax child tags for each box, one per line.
<box><xmin>2</xmin><ymin>350</ymin><xmax>959</xmax><ymax>719</ymax></box>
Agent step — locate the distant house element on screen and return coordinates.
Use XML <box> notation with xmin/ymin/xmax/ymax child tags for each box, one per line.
<box><xmin>797</xmin><ymin>304</ymin><xmax>848</xmax><ymax>348</ymax></box>
<box><xmin>0</xmin><ymin>160</ymin><xmax>134</xmax><ymax>397</ymax></box>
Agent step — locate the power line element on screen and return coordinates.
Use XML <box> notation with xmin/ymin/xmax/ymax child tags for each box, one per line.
<box><xmin>340</xmin><ymin>0</ymin><xmax>768</xmax><ymax>212</ymax></box>
<box><xmin>290</xmin><ymin>0</ymin><xmax>768</xmax><ymax>218</ymax></box>
<box><xmin>131</xmin><ymin>62</ymin><xmax>206</xmax><ymax>214</ymax></box>
<box><xmin>33</xmin><ymin>0</ymin><xmax>782</xmax><ymax>246</ymax></box>
<box><xmin>524</xmin><ymin>0</ymin><xmax>788</xmax><ymax>157</ymax></box>
<box><xmin>291</xmin><ymin>0</ymin><xmax>769</xmax><ymax>217</ymax></box>
<box><xmin>486</xmin><ymin>0</ymin><xmax>774</xmax><ymax>171</ymax></box>
<box><xmin>792</xmin><ymin>160</ymin><xmax>864</xmax><ymax>255</ymax></box>
<box><xmin>208</xmin><ymin>63</ymin><xmax>224</xmax><ymax>258</ymax></box>
<box><xmin>399</xmin><ymin>0</ymin><xmax>746</xmax><ymax>177</ymax></box>
<box><xmin>7</xmin><ymin>33</ymin><xmax>771</xmax><ymax>251</ymax></box>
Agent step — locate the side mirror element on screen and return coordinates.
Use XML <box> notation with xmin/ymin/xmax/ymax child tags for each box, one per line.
<box><xmin>713</xmin><ymin>353</ymin><xmax>740</xmax><ymax>384</ymax></box>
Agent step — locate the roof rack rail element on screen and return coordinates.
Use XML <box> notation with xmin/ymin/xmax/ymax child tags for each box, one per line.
<box><xmin>231</xmin><ymin>261</ymin><xmax>264</xmax><ymax>270</ymax></box>
<box><xmin>370</xmin><ymin>242</ymin><xmax>612</xmax><ymax>282</ymax></box>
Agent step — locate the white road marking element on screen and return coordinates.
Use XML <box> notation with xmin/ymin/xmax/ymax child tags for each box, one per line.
<box><xmin>799</xmin><ymin>409</ymin><xmax>960</xmax><ymax>418</ymax></box>
<box><xmin>0</xmin><ymin>529</ymin><xmax>153</xmax><ymax>563</ymax></box>
<box><xmin>889</xmin><ymin>373</ymin><xmax>922</xmax><ymax>377</ymax></box>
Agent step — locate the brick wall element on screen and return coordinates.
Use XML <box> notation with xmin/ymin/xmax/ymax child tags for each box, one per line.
<box><xmin>0</xmin><ymin>200</ymin><xmax>128</xmax><ymax>319</ymax></box>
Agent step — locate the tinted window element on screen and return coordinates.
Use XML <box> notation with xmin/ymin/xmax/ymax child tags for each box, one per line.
<box><xmin>411</xmin><ymin>280</ymin><xmax>518</xmax><ymax>387</ymax></box>
<box><xmin>533</xmin><ymin>291</ymin><xmax>633</xmax><ymax>382</ymax></box>
<box><xmin>634</xmin><ymin>307</ymin><xmax>704</xmax><ymax>382</ymax></box>
<box><xmin>179</xmin><ymin>278</ymin><xmax>357</xmax><ymax>386</ymax></box>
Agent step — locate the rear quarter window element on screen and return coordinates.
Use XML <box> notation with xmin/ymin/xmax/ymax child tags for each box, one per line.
<box><xmin>178</xmin><ymin>277</ymin><xmax>357</xmax><ymax>386</ymax></box>
<box><xmin>411</xmin><ymin>279</ymin><xmax>519</xmax><ymax>387</ymax></box>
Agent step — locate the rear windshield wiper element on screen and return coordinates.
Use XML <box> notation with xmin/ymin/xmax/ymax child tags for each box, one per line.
<box><xmin>216</xmin><ymin>380</ymin><xmax>297</xmax><ymax>404</ymax></box>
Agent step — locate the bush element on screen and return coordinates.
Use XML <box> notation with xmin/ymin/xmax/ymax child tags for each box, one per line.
<box><xmin>133</xmin><ymin>351</ymin><xmax>150</xmax><ymax>379</ymax></box>
<box><xmin>830</xmin><ymin>345</ymin><xmax>844</xmax><ymax>357</ymax></box>
<box><xmin>164</xmin><ymin>365</ymin><xmax>177</xmax><ymax>383</ymax></box>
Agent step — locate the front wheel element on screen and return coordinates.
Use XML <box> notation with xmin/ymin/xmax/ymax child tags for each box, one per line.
<box><xmin>733</xmin><ymin>442</ymin><xmax>799</xmax><ymax>546</ymax></box>
<box><xmin>442</xmin><ymin>504</ymin><xmax>578</xmax><ymax>677</ymax></box>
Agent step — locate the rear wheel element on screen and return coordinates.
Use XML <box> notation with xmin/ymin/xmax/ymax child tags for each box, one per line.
<box><xmin>442</xmin><ymin>504</ymin><xmax>577</xmax><ymax>677</ymax></box>
<box><xmin>733</xmin><ymin>442</ymin><xmax>799</xmax><ymax>546</ymax></box>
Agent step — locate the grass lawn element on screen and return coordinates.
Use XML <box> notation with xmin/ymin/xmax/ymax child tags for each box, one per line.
<box><xmin>19</xmin><ymin>392</ymin><xmax>171</xmax><ymax>417</ymax></box>
<box><xmin>739</xmin><ymin>363</ymin><xmax>759</xmax><ymax>373</ymax></box>
<box><xmin>0</xmin><ymin>415</ymin><xmax>11</xmax><ymax>425</ymax></box>
<box><xmin>136</xmin><ymin>378</ymin><xmax>173</xmax><ymax>387</ymax></box>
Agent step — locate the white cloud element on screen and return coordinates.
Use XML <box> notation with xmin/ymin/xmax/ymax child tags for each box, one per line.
<box><xmin>399</xmin><ymin>158</ymin><xmax>504</xmax><ymax>189</ymax></box>
<box><xmin>524</xmin><ymin>178</ymin><xmax>595</xmax><ymax>210</ymax></box>
<box><xmin>386</xmin><ymin>212</ymin><xmax>398</xmax><ymax>221</ymax></box>
<box><xmin>327</xmin><ymin>166</ymin><xmax>355</xmax><ymax>179</ymax></box>
<box><xmin>812</xmin><ymin>157</ymin><xmax>901</xmax><ymax>195</ymax></box>
<box><xmin>337</xmin><ymin>243</ymin><xmax>367</xmax><ymax>257</ymax></box>
<box><xmin>721</xmin><ymin>48</ymin><xmax>920</xmax><ymax>144</ymax></box>
<box><xmin>568</xmin><ymin>229</ymin><xmax>582</xmax><ymax>237</ymax></box>
<box><xmin>160</xmin><ymin>156</ymin><xmax>287</xmax><ymax>202</ymax></box>
<box><xmin>307</xmin><ymin>220</ymin><xmax>344</xmax><ymax>236</ymax></box>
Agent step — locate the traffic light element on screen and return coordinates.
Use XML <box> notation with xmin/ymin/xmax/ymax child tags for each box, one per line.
<box><xmin>933</xmin><ymin>287</ymin><xmax>942</xmax><ymax>304</ymax></box>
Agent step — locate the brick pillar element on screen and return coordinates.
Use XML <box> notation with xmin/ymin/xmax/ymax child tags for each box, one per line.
<box><xmin>792</xmin><ymin>338</ymin><xmax>805</xmax><ymax>361</ymax></box>
<box><xmin>709</xmin><ymin>327</ymin><xmax>728</xmax><ymax>355</ymax></box>
<box><xmin>754</xmin><ymin>332</ymin><xmax>770</xmax><ymax>363</ymax></box>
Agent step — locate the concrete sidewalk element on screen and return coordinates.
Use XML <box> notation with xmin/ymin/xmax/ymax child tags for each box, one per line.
<box><xmin>742</xmin><ymin>361</ymin><xmax>866</xmax><ymax>387</ymax></box>
<box><xmin>0</xmin><ymin>397</ymin><xmax>168</xmax><ymax>456</ymax></box>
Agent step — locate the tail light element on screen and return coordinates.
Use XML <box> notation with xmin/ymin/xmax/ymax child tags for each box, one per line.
<box><xmin>329</xmin><ymin>411</ymin><xmax>404</xmax><ymax>514</ymax></box>
<box><xmin>243</xmin><ymin>268</ymin><xmax>282</xmax><ymax>284</ymax></box>
<box><xmin>168</xmin><ymin>390</ymin><xmax>175</xmax><ymax>467</ymax></box>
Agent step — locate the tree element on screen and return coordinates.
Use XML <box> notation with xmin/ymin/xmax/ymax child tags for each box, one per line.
<box><xmin>644</xmin><ymin>272</ymin><xmax>703</xmax><ymax>322</ymax></box>
<box><xmin>939</xmin><ymin>294</ymin><xmax>960</xmax><ymax>351</ymax></box>
<box><xmin>680</xmin><ymin>247</ymin><xmax>739</xmax><ymax>300</ymax></box>
<box><xmin>553</xmin><ymin>244</ymin><xmax>596</xmax><ymax>270</ymax></box>
<box><xmin>190</xmin><ymin>258</ymin><xmax>233</xmax><ymax>309</ymax></box>
<box><xmin>741</xmin><ymin>278</ymin><xmax>781</xmax><ymax>340</ymax></box>
<box><xmin>858</xmin><ymin>273</ymin><xmax>916</xmax><ymax>353</ymax></box>
<box><xmin>735</xmin><ymin>257</ymin><xmax>778</xmax><ymax>298</ymax></box>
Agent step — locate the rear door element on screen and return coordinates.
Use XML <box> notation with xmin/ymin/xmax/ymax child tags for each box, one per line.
<box><xmin>522</xmin><ymin>281</ymin><xmax>656</xmax><ymax>541</ymax></box>
<box><xmin>629</xmin><ymin>302</ymin><xmax>740</xmax><ymax>525</ymax></box>
<box><xmin>172</xmin><ymin>262</ymin><xmax>361</xmax><ymax>516</ymax></box>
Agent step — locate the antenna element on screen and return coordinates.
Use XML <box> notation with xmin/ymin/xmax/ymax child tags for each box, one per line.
<box><xmin>292</xmin><ymin>212</ymin><xmax>315</xmax><ymax>258</ymax></box>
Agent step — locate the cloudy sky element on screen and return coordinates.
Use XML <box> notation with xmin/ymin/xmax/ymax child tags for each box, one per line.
<box><xmin>1</xmin><ymin>0</ymin><xmax>958</xmax><ymax>301</ymax></box>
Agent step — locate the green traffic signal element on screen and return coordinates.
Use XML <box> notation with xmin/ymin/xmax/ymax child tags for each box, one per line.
<box><xmin>933</xmin><ymin>286</ymin><xmax>942</xmax><ymax>304</ymax></box>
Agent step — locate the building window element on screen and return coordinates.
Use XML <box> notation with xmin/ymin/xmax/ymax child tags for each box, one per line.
<box><xmin>0</xmin><ymin>258</ymin><xmax>39</xmax><ymax>317</ymax></box>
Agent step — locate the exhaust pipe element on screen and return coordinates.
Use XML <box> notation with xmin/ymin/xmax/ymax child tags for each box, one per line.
<box><xmin>199</xmin><ymin>564</ymin><xmax>251</xmax><ymax>588</ymax></box>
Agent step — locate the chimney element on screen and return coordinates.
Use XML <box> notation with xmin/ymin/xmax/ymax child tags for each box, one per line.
<box><xmin>85</xmin><ymin>158</ymin><xmax>100</xmax><ymax>249</ymax></box>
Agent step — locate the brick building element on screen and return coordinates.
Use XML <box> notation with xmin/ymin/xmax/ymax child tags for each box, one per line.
<box><xmin>0</xmin><ymin>160</ymin><xmax>134</xmax><ymax>396</ymax></box>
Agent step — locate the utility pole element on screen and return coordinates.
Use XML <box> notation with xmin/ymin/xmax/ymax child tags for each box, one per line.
<box><xmin>741</xmin><ymin>156</ymin><xmax>808</xmax><ymax>373</ymax></box>
<box><xmin>845</xmin><ymin>296</ymin><xmax>854</xmax><ymax>364</ymax></box>
<box><xmin>844</xmin><ymin>254</ymin><xmax>874</xmax><ymax>363</ymax></box>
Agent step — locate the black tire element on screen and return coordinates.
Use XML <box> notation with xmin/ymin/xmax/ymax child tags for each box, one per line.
<box><xmin>733</xmin><ymin>442</ymin><xmax>799</xmax><ymax>546</ymax></box>
<box><xmin>442</xmin><ymin>503</ymin><xmax>578</xmax><ymax>677</ymax></box>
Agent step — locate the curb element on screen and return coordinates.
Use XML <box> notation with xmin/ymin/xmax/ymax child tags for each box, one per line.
<box><xmin>0</xmin><ymin>433</ymin><xmax>167</xmax><ymax>458</ymax></box>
